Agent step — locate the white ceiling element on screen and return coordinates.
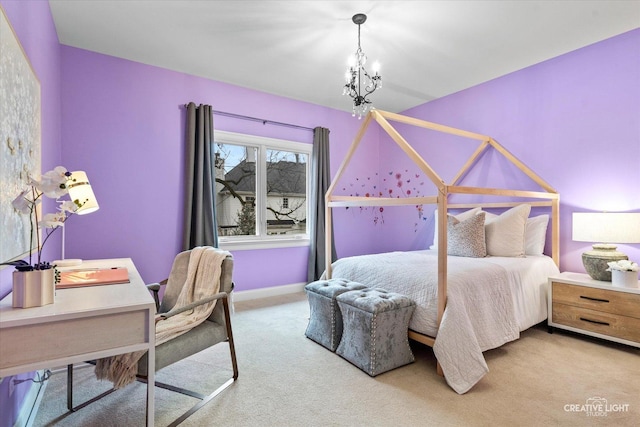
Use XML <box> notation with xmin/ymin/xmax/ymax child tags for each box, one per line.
<box><xmin>48</xmin><ymin>1</ymin><xmax>640</xmax><ymax>113</ymax></box>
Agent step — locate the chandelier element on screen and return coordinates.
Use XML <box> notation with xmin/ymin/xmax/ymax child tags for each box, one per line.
<box><xmin>342</xmin><ymin>13</ymin><xmax>382</xmax><ymax>119</ymax></box>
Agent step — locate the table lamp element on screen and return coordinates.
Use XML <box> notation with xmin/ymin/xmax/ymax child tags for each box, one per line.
<box><xmin>55</xmin><ymin>171</ymin><xmax>100</xmax><ymax>267</ymax></box>
<box><xmin>572</xmin><ymin>212</ymin><xmax>640</xmax><ymax>281</ymax></box>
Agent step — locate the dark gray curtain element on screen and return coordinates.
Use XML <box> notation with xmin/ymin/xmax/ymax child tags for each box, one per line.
<box><xmin>307</xmin><ymin>127</ymin><xmax>337</xmax><ymax>282</ymax></box>
<box><xmin>183</xmin><ymin>103</ymin><xmax>218</xmax><ymax>250</ymax></box>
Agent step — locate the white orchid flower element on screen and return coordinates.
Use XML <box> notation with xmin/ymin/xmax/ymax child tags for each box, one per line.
<box><xmin>39</xmin><ymin>212</ymin><xmax>66</xmax><ymax>229</ymax></box>
<box><xmin>58</xmin><ymin>200</ymin><xmax>78</xmax><ymax>213</ymax></box>
<box><xmin>35</xmin><ymin>166</ymin><xmax>70</xmax><ymax>198</ymax></box>
<box><xmin>12</xmin><ymin>190</ymin><xmax>34</xmax><ymax>214</ymax></box>
<box><xmin>607</xmin><ymin>260</ymin><xmax>639</xmax><ymax>272</ymax></box>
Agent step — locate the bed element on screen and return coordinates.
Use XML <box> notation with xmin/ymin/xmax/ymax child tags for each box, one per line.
<box><xmin>327</xmin><ymin>249</ymin><xmax>559</xmax><ymax>393</ymax></box>
<box><xmin>323</xmin><ymin>110</ymin><xmax>560</xmax><ymax>393</ymax></box>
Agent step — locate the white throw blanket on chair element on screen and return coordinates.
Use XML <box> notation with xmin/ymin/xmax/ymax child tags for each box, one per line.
<box><xmin>95</xmin><ymin>247</ymin><xmax>230</xmax><ymax>389</ymax></box>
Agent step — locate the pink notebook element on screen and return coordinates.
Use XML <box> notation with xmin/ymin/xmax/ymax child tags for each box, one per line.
<box><xmin>57</xmin><ymin>267</ymin><xmax>130</xmax><ymax>289</ymax></box>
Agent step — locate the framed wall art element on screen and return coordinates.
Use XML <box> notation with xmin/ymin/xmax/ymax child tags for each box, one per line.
<box><xmin>0</xmin><ymin>5</ymin><xmax>41</xmax><ymax>265</ymax></box>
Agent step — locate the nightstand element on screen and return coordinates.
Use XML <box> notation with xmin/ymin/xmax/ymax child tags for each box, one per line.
<box><xmin>548</xmin><ymin>272</ymin><xmax>640</xmax><ymax>348</ymax></box>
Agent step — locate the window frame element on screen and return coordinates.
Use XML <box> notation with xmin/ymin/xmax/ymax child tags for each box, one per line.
<box><xmin>214</xmin><ymin>130</ymin><xmax>312</xmax><ymax>251</ymax></box>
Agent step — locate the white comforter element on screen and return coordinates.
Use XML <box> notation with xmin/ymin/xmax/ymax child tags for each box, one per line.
<box><xmin>328</xmin><ymin>250</ymin><xmax>559</xmax><ymax>394</ymax></box>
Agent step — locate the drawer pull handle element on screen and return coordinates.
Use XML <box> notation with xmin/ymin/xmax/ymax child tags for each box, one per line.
<box><xmin>579</xmin><ymin>295</ymin><xmax>609</xmax><ymax>303</ymax></box>
<box><xmin>580</xmin><ymin>317</ymin><xmax>610</xmax><ymax>326</ymax></box>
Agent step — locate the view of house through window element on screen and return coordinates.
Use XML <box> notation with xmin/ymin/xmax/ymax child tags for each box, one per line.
<box><xmin>213</xmin><ymin>131</ymin><xmax>310</xmax><ymax>242</ymax></box>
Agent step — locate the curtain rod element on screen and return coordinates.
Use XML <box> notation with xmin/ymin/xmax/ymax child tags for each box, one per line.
<box><xmin>184</xmin><ymin>104</ymin><xmax>315</xmax><ymax>132</ymax></box>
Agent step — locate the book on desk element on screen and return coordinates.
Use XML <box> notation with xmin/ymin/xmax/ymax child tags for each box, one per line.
<box><xmin>57</xmin><ymin>267</ymin><xmax>130</xmax><ymax>289</ymax></box>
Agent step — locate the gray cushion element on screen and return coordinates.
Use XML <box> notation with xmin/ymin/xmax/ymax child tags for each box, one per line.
<box><xmin>336</xmin><ymin>288</ymin><xmax>415</xmax><ymax>312</ymax></box>
<box><xmin>304</xmin><ymin>278</ymin><xmax>367</xmax><ymax>297</ymax></box>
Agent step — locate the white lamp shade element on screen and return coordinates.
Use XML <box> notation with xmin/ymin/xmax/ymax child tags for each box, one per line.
<box><xmin>68</xmin><ymin>171</ymin><xmax>99</xmax><ymax>215</ymax></box>
<box><xmin>572</xmin><ymin>212</ymin><xmax>640</xmax><ymax>243</ymax></box>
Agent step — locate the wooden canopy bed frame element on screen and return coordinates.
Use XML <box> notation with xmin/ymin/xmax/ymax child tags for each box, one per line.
<box><xmin>324</xmin><ymin>109</ymin><xmax>560</xmax><ymax>366</ymax></box>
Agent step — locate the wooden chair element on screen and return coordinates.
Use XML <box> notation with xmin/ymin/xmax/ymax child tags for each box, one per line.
<box><xmin>67</xmin><ymin>248</ymin><xmax>238</xmax><ymax>426</ymax></box>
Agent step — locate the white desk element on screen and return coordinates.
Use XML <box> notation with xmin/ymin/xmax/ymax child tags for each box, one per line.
<box><xmin>0</xmin><ymin>258</ymin><xmax>155</xmax><ymax>426</ymax></box>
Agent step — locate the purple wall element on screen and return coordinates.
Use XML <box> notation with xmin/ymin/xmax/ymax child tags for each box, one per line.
<box><xmin>0</xmin><ymin>1</ymin><xmax>62</xmax><ymax>425</ymax></box>
<box><xmin>381</xmin><ymin>29</ymin><xmax>640</xmax><ymax>274</ymax></box>
<box><xmin>59</xmin><ymin>46</ymin><xmax>381</xmax><ymax>290</ymax></box>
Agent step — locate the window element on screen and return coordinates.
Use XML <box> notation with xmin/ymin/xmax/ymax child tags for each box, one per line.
<box><xmin>214</xmin><ymin>131</ymin><xmax>311</xmax><ymax>249</ymax></box>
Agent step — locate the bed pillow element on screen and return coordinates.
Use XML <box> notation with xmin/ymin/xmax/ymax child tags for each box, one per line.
<box><xmin>484</xmin><ymin>204</ymin><xmax>531</xmax><ymax>257</ymax></box>
<box><xmin>447</xmin><ymin>211</ymin><xmax>487</xmax><ymax>257</ymax></box>
<box><xmin>525</xmin><ymin>214</ymin><xmax>549</xmax><ymax>255</ymax></box>
<box><xmin>431</xmin><ymin>207</ymin><xmax>482</xmax><ymax>250</ymax></box>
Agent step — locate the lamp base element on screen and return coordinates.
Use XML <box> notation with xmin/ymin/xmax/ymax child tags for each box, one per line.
<box><xmin>582</xmin><ymin>244</ymin><xmax>628</xmax><ymax>282</ymax></box>
<box><xmin>53</xmin><ymin>259</ymin><xmax>83</xmax><ymax>268</ymax></box>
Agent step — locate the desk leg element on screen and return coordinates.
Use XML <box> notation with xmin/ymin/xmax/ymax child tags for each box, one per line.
<box><xmin>67</xmin><ymin>365</ymin><xmax>74</xmax><ymax>410</ymax></box>
<box><xmin>146</xmin><ymin>319</ymin><xmax>155</xmax><ymax>426</ymax></box>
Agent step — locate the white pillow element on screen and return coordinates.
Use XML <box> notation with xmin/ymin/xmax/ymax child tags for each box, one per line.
<box><xmin>431</xmin><ymin>207</ymin><xmax>482</xmax><ymax>250</ymax></box>
<box><xmin>525</xmin><ymin>214</ymin><xmax>549</xmax><ymax>255</ymax></box>
<box><xmin>484</xmin><ymin>204</ymin><xmax>531</xmax><ymax>257</ymax></box>
<box><xmin>447</xmin><ymin>212</ymin><xmax>487</xmax><ymax>258</ymax></box>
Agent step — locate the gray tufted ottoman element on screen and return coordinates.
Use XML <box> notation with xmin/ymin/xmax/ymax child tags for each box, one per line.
<box><xmin>304</xmin><ymin>278</ymin><xmax>367</xmax><ymax>351</ymax></box>
<box><xmin>336</xmin><ymin>288</ymin><xmax>415</xmax><ymax>376</ymax></box>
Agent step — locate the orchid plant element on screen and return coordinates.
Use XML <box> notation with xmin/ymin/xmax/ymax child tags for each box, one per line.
<box><xmin>607</xmin><ymin>260</ymin><xmax>639</xmax><ymax>272</ymax></box>
<box><xmin>3</xmin><ymin>167</ymin><xmax>86</xmax><ymax>271</ymax></box>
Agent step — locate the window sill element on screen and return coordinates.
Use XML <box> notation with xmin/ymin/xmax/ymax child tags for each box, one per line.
<box><xmin>219</xmin><ymin>237</ymin><xmax>310</xmax><ymax>251</ymax></box>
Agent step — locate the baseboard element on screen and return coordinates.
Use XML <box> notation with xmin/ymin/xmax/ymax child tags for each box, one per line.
<box><xmin>233</xmin><ymin>282</ymin><xmax>306</xmax><ymax>302</ymax></box>
<box><xmin>15</xmin><ymin>370</ymin><xmax>48</xmax><ymax>427</ymax></box>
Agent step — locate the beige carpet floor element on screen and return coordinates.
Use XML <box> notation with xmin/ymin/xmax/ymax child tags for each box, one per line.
<box><xmin>32</xmin><ymin>292</ymin><xmax>639</xmax><ymax>427</ymax></box>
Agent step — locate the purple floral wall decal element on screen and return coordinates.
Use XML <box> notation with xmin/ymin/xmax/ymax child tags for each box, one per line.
<box><xmin>344</xmin><ymin>170</ymin><xmax>427</xmax><ymax>230</ymax></box>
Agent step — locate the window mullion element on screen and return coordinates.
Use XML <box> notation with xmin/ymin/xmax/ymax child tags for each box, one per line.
<box><xmin>257</xmin><ymin>146</ymin><xmax>268</xmax><ymax>237</ymax></box>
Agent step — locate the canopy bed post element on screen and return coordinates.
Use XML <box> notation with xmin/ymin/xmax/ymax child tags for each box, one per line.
<box><xmin>436</xmin><ymin>187</ymin><xmax>449</xmax><ymax>377</ymax></box>
<box><xmin>436</xmin><ymin>188</ymin><xmax>448</xmax><ymax>327</ymax></box>
<box><xmin>551</xmin><ymin>196</ymin><xmax>560</xmax><ymax>266</ymax></box>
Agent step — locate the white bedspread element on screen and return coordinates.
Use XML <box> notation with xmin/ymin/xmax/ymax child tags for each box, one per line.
<box><xmin>328</xmin><ymin>250</ymin><xmax>559</xmax><ymax>394</ymax></box>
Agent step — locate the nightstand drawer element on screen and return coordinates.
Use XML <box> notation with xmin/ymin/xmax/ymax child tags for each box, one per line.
<box><xmin>552</xmin><ymin>282</ymin><xmax>640</xmax><ymax>319</ymax></box>
<box><xmin>552</xmin><ymin>303</ymin><xmax>640</xmax><ymax>344</ymax></box>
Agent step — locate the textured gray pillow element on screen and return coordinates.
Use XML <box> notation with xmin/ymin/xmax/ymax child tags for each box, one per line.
<box><xmin>447</xmin><ymin>212</ymin><xmax>487</xmax><ymax>257</ymax></box>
